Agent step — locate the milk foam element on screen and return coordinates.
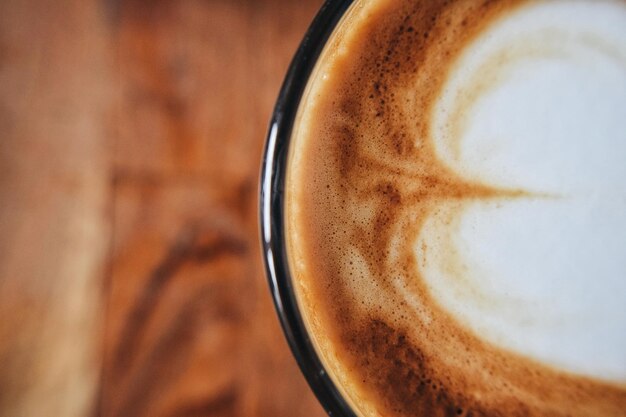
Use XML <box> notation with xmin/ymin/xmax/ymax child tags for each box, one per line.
<box><xmin>287</xmin><ymin>0</ymin><xmax>626</xmax><ymax>415</ymax></box>
<box><xmin>421</xmin><ymin>0</ymin><xmax>626</xmax><ymax>381</ymax></box>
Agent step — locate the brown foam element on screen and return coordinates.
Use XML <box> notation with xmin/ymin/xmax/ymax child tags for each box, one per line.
<box><xmin>285</xmin><ymin>0</ymin><xmax>626</xmax><ymax>416</ymax></box>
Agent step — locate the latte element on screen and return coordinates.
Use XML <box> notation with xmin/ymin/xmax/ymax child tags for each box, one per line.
<box><xmin>285</xmin><ymin>0</ymin><xmax>626</xmax><ymax>416</ymax></box>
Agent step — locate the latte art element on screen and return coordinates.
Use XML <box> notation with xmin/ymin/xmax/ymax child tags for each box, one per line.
<box><xmin>285</xmin><ymin>0</ymin><xmax>626</xmax><ymax>416</ymax></box>
<box><xmin>422</xmin><ymin>1</ymin><xmax>626</xmax><ymax>382</ymax></box>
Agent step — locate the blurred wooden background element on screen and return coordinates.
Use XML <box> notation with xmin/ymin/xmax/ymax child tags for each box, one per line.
<box><xmin>0</xmin><ymin>0</ymin><xmax>327</xmax><ymax>416</ymax></box>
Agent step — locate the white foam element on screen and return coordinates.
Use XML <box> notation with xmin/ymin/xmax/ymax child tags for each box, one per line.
<box><xmin>419</xmin><ymin>0</ymin><xmax>626</xmax><ymax>382</ymax></box>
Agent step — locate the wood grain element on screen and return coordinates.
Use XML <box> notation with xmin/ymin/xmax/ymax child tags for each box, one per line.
<box><xmin>0</xmin><ymin>0</ymin><xmax>326</xmax><ymax>416</ymax></box>
<box><xmin>100</xmin><ymin>1</ymin><xmax>326</xmax><ymax>417</ymax></box>
<box><xmin>0</xmin><ymin>1</ymin><xmax>110</xmax><ymax>416</ymax></box>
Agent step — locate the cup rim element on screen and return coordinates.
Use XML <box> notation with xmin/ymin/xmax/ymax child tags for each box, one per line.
<box><xmin>259</xmin><ymin>1</ymin><xmax>357</xmax><ymax>416</ymax></box>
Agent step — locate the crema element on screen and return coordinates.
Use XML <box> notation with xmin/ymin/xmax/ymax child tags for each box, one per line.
<box><xmin>286</xmin><ymin>1</ymin><xmax>626</xmax><ymax>416</ymax></box>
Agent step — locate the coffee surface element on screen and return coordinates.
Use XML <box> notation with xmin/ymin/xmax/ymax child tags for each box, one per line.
<box><xmin>285</xmin><ymin>0</ymin><xmax>626</xmax><ymax>416</ymax></box>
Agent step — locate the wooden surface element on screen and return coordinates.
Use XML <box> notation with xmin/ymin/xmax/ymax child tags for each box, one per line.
<box><xmin>0</xmin><ymin>1</ymin><xmax>110</xmax><ymax>416</ymax></box>
<box><xmin>101</xmin><ymin>0</ymin><xmax>327</xmax><ymax>416</ymax></box>
<box><xmin>0</xmin><ymin>1</ymin><xmax>327</xmax><ymax>416</ymax></box>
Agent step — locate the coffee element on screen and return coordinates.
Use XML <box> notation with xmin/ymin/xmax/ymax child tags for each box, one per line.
<box><xmin>284</xmin><ymin>0</ymin><xmax>626</xmax><ymax>416</ymax></box>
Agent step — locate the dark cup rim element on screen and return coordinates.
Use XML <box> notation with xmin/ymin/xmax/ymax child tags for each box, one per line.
<box><xmin>259</xmin><ymin>1</ymin><xmax>357</xmax><ymax>416</ymax></box>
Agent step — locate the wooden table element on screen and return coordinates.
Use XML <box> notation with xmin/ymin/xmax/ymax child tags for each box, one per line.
<box><xmin>0</xmin><ymin>1</ymin><xmax>327</xmax><ymax>416</ymax></box>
